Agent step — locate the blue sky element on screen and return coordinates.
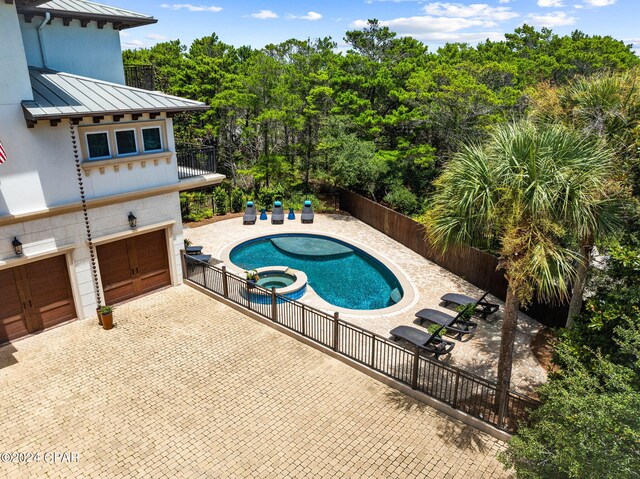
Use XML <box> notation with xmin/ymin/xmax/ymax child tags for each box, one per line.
<box><xmin>114</xmin><ymin>0</ymin><xmax>638</xmax><ymax>54</ymax></box>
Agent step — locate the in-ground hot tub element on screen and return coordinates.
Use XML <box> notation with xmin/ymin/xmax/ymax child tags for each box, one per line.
<box><xmin>248</xmin><ymin>266</ymin><xmax>308</xmax><ymax>302</ymax></box>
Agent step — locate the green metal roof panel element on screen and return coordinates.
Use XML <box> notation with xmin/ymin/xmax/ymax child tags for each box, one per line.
<box><xmin>22</xmin><ymin>68</ymin><xmax>208</xmax><ymax>121</ymax></box>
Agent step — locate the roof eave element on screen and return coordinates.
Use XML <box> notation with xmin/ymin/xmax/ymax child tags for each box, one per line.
<box><xmin>21</xmin><ymin>104</ymin><xmax>210</xmax><ymax>124</ymax></box>
<box><xmin>17</xmin><ymin>8</ymin><xmax>157</xmax><ymax>30</ymax></box>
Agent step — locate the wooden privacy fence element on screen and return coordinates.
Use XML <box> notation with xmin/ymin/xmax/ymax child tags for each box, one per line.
<box><xmin>339</xmin><ymin>189</ymin><xmax>569</xmax><ymax>328</ymax></box>
<box><xmin>184</xmin><ymin>255</ymin><xmax>540</xmax><ymax>433</ymax></box>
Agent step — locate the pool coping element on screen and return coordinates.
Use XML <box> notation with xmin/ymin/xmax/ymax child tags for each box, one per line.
<box><xmin>252</xmin><ymin>266</ymin><xmax>308</xmax><ymax>296</ymax></box>
<box><xmin>219</xmin><ymin>231</ymin><xmax>419</xmax><ymax>318</ymax></box>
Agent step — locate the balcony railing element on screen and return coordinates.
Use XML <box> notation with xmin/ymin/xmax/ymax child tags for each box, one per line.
<box><xmin>176</xmin><ymin>144</ymin><xmax>217</xmax><ymax>179</ymax></box>
<box><xmin>124</xmin><ymin>65</ymin><xmax>157</xmax><ymax>91</ymax></box>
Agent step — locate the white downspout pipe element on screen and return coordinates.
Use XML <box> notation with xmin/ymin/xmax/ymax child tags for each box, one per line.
<box><xmin>37</xmin><ymin>12</ymin><xmax>51</xmax><ymax>68</ymax></box>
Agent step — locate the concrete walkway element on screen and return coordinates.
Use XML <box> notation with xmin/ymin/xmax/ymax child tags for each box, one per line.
<box><xmin>0</xmin><ymin>286</ymin><xmax>510</xmax><ymax>478</ymax></box>
<box><xmin>185</xmin><ymin>213</ymin><xmax>546</xmax><ymax>394</ymax></box>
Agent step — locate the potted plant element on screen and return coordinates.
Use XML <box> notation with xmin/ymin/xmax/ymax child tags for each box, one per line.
<box><xmin>100</xmin><ymin>305</ymin><xmax>114</xmax><ymax>330</ymax></box>
<box><xmin>245</xmin><ymin>269</ymin><xmax>259</xmax><ymax>288</ymax></box>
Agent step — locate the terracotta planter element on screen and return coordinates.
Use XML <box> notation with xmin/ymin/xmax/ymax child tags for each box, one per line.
<box><xmin>101</xmin><ymin>312</ymin><xmax>113</xmax><ymax>330</ymax></box>
<box><xmin>96</xmin><ymin>307</ymin><xmax>103</xmax><ymax>326</ymax></box>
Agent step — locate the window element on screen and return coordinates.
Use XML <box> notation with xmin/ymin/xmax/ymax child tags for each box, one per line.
<box><xmin>115</xmin><ymin>129</ymin><xmax>137</xmax><ymax>156</ymax></box>
<box><xmin>142</xmin><ymin>127</ymin><xmax>162</xmax><ymax>152</ymax></box>
<box><xmin>86</xmin><ymin>132</ymin><xmax>110</xmax><ymax>160</ymax></box>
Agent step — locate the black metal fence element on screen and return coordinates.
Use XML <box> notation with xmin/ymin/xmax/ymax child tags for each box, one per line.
<box><xmin>176</xmin><ymin>144</ymin><xmax>217</xmax><ymax>179</ymax></box>
<box><xmin>123</xmin><ymin>65</ymin><xmax>157</xmax><ymax>91</ymax></box>
<box><xmin>185</xmin><ymin>255</ymin><xmax>540</xmax><ymax>433</ymax></box>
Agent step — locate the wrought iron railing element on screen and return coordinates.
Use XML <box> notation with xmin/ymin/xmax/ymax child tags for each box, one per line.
<box><xmin>176</xmin><ymin>144</ymin><xmax>217</xmax><ymax>179</ymax></box>
<box><xmin>123</xmin><ymin>65</ymin><xmax>157</xmax><ymax>91</ymax></box>
<box><xmin>184</xmin><ymin>255</ymin><xmax>540</xmax><ymax>433</ymax></box>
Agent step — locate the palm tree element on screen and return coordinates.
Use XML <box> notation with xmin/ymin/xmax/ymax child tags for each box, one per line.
<box><xmin>532</xmin><ymin>71</ymin><xmax>634</xmax><ymax>325</ymax></box>
<box><xmin>425</xmin><ymin>120</ymin><xmax>613</xmax><ymax>405</ymax></box>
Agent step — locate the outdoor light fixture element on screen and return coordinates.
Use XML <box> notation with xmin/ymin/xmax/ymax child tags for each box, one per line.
<box><xmin>12</xmin><ymin>237</ymin><xmax>23</xmax><ymax>256</ymax></box>
<box><xmin>128</xmin><ymin>212</ymin><xmax>137</xmax><ymax>229</ymax></box>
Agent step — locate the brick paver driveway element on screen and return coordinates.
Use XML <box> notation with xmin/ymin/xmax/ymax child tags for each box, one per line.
<box><xmin>0</xmin><ymin>286</ymin><xmax>510</xmax><ymax>478</ymax></box>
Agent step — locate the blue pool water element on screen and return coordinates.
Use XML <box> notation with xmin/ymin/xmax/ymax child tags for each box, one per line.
<box><xmin>230</xmin><ymin>234</ymin><xmax>403</xmax><ymax>310</ymax></box>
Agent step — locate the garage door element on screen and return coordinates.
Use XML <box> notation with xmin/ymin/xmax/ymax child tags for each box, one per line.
<box><xmin>97</xmin><ymin>229</ymin><xmax>171</xmax><ymax>305</ymax></box>
<box><xmin>0</xmin><ymin>255</ymin><xmax>76</xmax><ymax>343</ymax></box>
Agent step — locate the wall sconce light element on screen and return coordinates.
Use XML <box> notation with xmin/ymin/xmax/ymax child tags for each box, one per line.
<box><xmin>12</xmin><ymin>237</ymin><xmax>23</xmax><ymax>256</ymax></box>
<box><xmin>128</xmin><ymin>212</ymin><xmax>137</xmax><ymax>229</ymax></box>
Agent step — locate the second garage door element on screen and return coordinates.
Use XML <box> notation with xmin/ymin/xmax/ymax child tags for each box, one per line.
<box><xmin>97</xmin><ymin>229</ymin><xmax>171</xmax><ymax>305</ymax></box>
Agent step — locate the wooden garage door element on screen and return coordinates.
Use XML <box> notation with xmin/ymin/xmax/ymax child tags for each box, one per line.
<box><xmin>98</xmin><ymin>229</ymin><xmax>171</xmax><ymax>305</ymax></box>
<box><xmin>0</xmin><ymin>255</ymin><xmax>76</xmax><ymax>344</ymax></box>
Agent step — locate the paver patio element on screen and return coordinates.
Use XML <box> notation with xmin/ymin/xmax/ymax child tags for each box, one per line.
<box><xmin>0</xmin><ymin>286</ymin><xmax>511</xmax><ymax>478</ymax></box>
<box><xmin>185</xmin><ymin>213</ymin><xmax>547</xmax><ymax>395</ymax></box>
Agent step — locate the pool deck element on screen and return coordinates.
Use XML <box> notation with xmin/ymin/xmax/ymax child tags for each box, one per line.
<box><xmin>184</xmin><ymin>213</ymin><xmax>547</xmax><ymax>395</ymax></box>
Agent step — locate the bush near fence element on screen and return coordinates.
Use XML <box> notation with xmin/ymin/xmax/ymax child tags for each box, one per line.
<box><xmin>339</xmin><ymin>189</ymin><xmax>570</xmax><ymax>328</ymax></box>
<box><xmin>184</xmin><ymin>255</ymin><xmax>540</xmax><ymax>434</ymax></box>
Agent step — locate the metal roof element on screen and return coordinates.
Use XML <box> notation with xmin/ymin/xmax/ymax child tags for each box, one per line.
<box><xmin>22</xmin><ymin>68</ymin><xmax>208</xmax><ymax>123</ymax></box>
<box><xmin>19</xmin><ymin>0</ymin><xmax>156</xmax><ymax>29</ymax></box>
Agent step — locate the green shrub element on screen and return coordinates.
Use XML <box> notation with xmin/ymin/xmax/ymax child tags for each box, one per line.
<box><xmin>185</xmin><ymin>208</ymin><xmax>213</xmax><ymax>222</ymax></box>
<box><xmin>383</xmin><ymin>186</ymin><xmax>419</xmax><ymax>215</ymax></box>
<box><xmin>213</xmin><ymin>187</ymin><xmax>228</xmax><ymax>215</ymax></box>
<box><xmin>257</xmin><ymin>184</ymin><xmax>286</xmax><ymax>210</ymax></box>
<box><xmin>230</xmin><ymin>188</ymin><xmax>245</xmax><ymax>213</ymax></box>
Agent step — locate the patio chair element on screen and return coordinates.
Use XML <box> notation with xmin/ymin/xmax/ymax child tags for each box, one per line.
<box><xmin>389</xmin><ymin>325</ymin><xmax>455</xmax><ymax>357</ymax></box>
<box><xmin>185</xmin><ymin>245</ymin><xmax>203</xmax><ymax>255</ymax></box>
<box><xmin>415</xmin><ymin>308</ymin><xmax>477</xmax><ymax>340</ymax></box>
<box><xmin>440</xmin><ymin>290</ymin><xmax>499</xmax><ymax>319</ymax></box>
<box><xmin>271</xmin><ymin>201</ymin><xmax>284</xmax><ymax>224</ymax></box>
<box><xmin>301</xmin><ymin>200</ymin><xmax>314</xmax><ymax>224</ymax></box>
<box><xmin>243</xmin><ymin>201</ymin><xmax>257</xmax><ymax>225</ymax></box>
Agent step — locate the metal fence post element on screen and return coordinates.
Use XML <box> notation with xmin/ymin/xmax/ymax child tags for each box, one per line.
<box><xmin>333</xmin><ymin>312</ymin><xmax>339</xmax><ymax>351</ymax></box>
<box><xmin>271</xmin><ymin>287</ymin><xmax>278</xmax><ymax>322</ymax></box>
<box><xmin>301</xmin><ymin>304</ymin><xmax>306</xmax><ymax>336</ymax></box>
<box><xmin>201</xmin><ymin>262</ymin><xmax>207</xmax><ymax>288</ymax></box>
<box><xmin>370</xmin><ymin>333</ymin><xmax>376</xmax><ymax>368</ymax></box>
<box><xmin>411</xmin><ymin>348</ymin><xmax>420</xmax><ymax>389</ymax></box>
<box><xmin>180</xmin><ymin>250</ymin><xmax>187</xmax><ymax>280</ymax></box>
<box><xmin>452</xmin><ymin>370</ymin><xmax>461</xmax><ymax>409</ymax></box>
<box><xmin>221</xmin><ymin>265</ymin><xmax>229</xmax><ymax>298</ymax></box>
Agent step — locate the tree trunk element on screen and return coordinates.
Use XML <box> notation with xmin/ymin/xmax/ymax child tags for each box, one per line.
<box><xmin>566</xmin><ymin>242</ymin><xmax>593</xmax><ymax>329</ymax></box>
<box><xmin>496</xmin><ymin>286</ymin><xmax>519</xmax><ymax>417</ymax></box>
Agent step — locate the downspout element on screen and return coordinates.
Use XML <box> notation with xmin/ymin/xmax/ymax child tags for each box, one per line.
<box><xmin>37</xmin><ymin>12</ymin><xmax>51</xmax><ymax>68</ymax></box>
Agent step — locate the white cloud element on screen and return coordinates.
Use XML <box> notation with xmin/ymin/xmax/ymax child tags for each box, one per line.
<box><xmin>422</xmin><ymin>3</ymin><xmax>519</xmax><ymax>21</ymax></box>
<box><xmin>526</xmin><ymin>11</ymin><xmax>576</xmax><ymax>27</ymax></box>
<box><xmin>537</xmin><ymin>0</ymin><xmax>565</xmax><ymax>6</ymax></box>
<box><xmin>351</xmin><ymin>16</ymin><xmax>489</xmax><ymax>34</ymax></box>
<box><xmin>288</xmin><ymin>11</ymin><xmax>322</xmax><ymax>21</ymax></box>
<box><xmin>160</xmin><ymin>4</ymin><xmax>222</xmax><ymax>12</ymax></box>
<box><xmin>583</xmin><ymin>0</ymin><xmax>616</xmax><ymax>6</ymax></box>
<box><xmin>122</xmin><ymin>39</ymin><xmax>146</xmax><ymax>49</ymax></box>
<box><xmin>498</xmin><ymin>0</ymin><xmax>511</xmax><ymax>3</ymax></box>
<box><xmin>251</xmin><ymin>9</ymin><xmax>278</xmax><ymax>19</ymax></box>
<box><xmin>146</xmin><ymin>33</ymin><xmax>169</xmax><ymax>41</ymax></box>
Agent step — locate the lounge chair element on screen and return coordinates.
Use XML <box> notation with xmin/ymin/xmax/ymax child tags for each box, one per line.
<box><xmin>440</xmin><ymin>290</ymin><xmax>499</xmax><ymax>319</ymax></box>
<box><xmin>271</xmin><ymin>201</ymin><xmax>284</xmax><ymax>224</ymax></box>
<box><xmin>243</xmin><ymin>201</ymin><xmax>257</xmax><ymax>225</ymax></box>
<box><xmin>301</xmin><ymin>200</ymin><xmax>314</xmax><ymax>223</ymax></box>
<box><xmin>390</xmin><ymin>325</ymin><xmax>455</xmax><ymax>357</ymax></box>
<box><xmin>415</xmin><ymin>308</ymin><xmax>477</xmax><ymax>339</ymax></box>
<box><xmin>185</xmin><ymin>245</ymin><xmax>203</xmax><ymax>255</ymax></box>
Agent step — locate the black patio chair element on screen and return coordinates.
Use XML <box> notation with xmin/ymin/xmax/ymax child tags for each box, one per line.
<box><xmin>415</xmin><ymin>308</ymin><xmax>477</xmax><ymax>340</ymax></box>
<box><xmin>440</xmin><ymin>290</ymin><xmax>499</xmax><ymax>319</ymax></box>
<box><xmin>389</xmin><ymin>325</ymin><xmax>455</xmax><ymax>357</ymax></box>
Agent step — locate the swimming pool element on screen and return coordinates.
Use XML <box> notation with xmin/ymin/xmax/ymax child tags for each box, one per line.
<box><xmin>229</xmin><ymin>234</ymin><xmax>404</xmax><ymax>310</ymax></box>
